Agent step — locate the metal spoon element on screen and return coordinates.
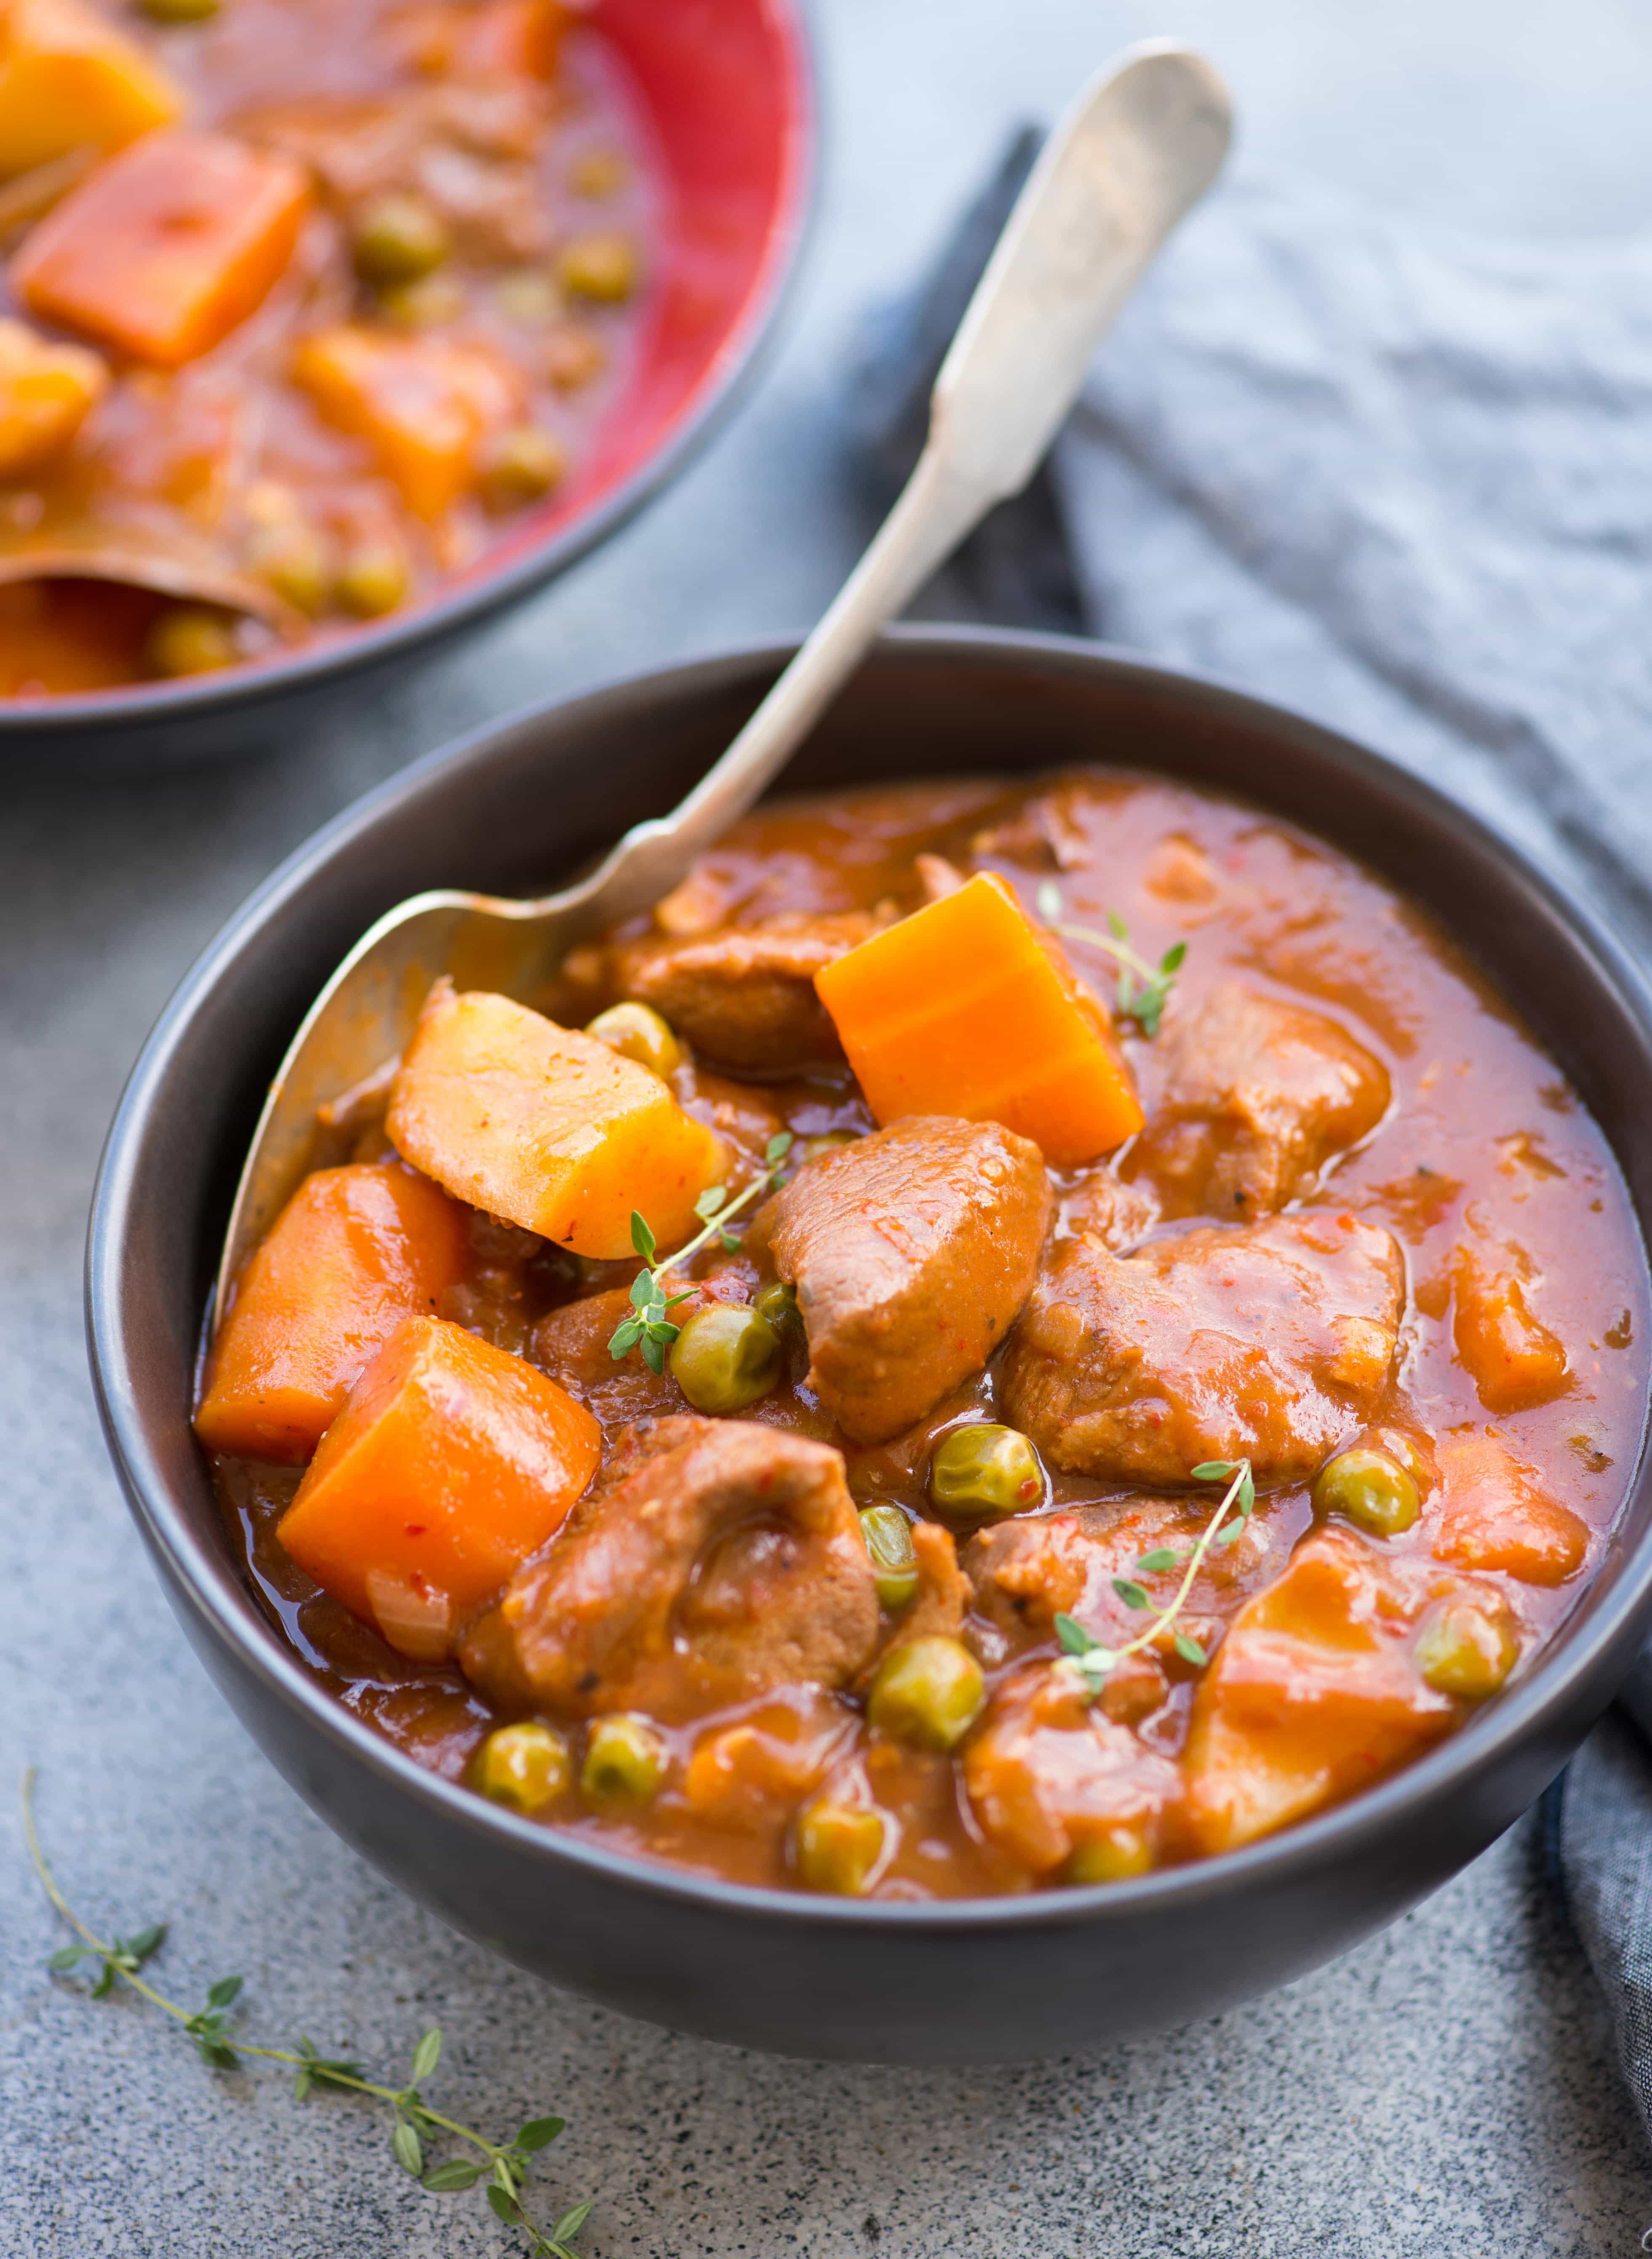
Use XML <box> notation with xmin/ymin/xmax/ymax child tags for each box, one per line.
<box><xmin>214</xmin><ymin>39</ymin><xmax>1233</xmax><ymax>1314</ymax></box>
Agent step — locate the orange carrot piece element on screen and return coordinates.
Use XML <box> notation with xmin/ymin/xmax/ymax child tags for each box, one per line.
<box><xmin>1452</xmin><ymin>1253</ymin><xmax>1571</xmax><ymax>1412</ymax></box>
<box><xmin>14</xmin><ymin>130</ymin><xmax>310</xmax><ymax>367</ymax></box>
<box><xmin>194</xmin><ymin>1162</ymin><xmax>467</xmax><ymax>1465</ymax></box>
<box><xmin>386</xmin><ymin>979</ymin><xmax>729</xmax><ymax>1259</ymax></box>
<box><xmin>277</xmin><ymin>1315</ymin><xmax>600</xmax><ymax>1656</ymax></box>
<box><xmin>813</xmin><ymin>873</ymin><xmax>1143</xmax><ymax>1166</ymax></box>
<box><xmin>290</xmin><ymin>326</ymin><xmax>524</xmax><ymax>518</ymax></box>
<box><xmin>1431</xmin><ymin>1432</ymin><xmax>1589</xmax><ymax>1587</ymax></box>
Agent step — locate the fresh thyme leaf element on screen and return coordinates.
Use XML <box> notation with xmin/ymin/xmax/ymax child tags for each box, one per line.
<box><xmin>1174</xmin><ymin>1633</ymin><xmax>1210</xmax><ymax>1668</ymax></box>
<box><xmin>516</xmin><ymin>2117</ymin><xmax>566</xmax><ymax>2151</ymax></box>
<box><xmin>1106</xmin><ymin>909</ymin><xmax>1128</xmax><ymax>941</ymax></box>
<box><xmin>1053</xmin><ymin>1611</ymin><xmax>1093</xmax><ymax>1656</ymax></box>
<box><xmin>639</xmin><ymin>1333</ymin><xmax>666</xmax><ymax>1376</ymax></box>
<box><xmin>1161</xmin><ymin>940</ymin><xmax>1188</xmax><ymax>975</ymax></box>
<box><xmin>765</xmin><ymin>1132</ymin><xmax>794</xmax><ymax>1166</ymax></box>
<box><xmin>424</xmin><ymin>2159</ymin><xmax>483</xmax><ymax>2192</ymax></box>
<box><xmin>22</xmin><ymin>1769</ymin><xmax>592</xmax><ymax>2258</ymax></box>
<box><xmin>1137</xmin><ymin>1548</ymin><xmax>1181</xmax><ymax>1573</ymax></box>
<box><xmin>1212</xmin><ymin>1517</ymin><xmax>1247</xmax><ymax>1546</ymax></box>
<box><xmin>1191</xmin><ymin>1461</ymin><xmax>1236</xmax><ymax>1482</ymax></box>
<box><xmin>1236</xmin><ymin>1468</ymin><xmax>1256</xmax><ymax>1518</ymax></box>
<box><xmin>694</xmin><ymin>1186</ymin><xmax>727</xmax><ymax>1221</ymax></box>
<box><xmin>627</xmin><ymin>1271</ymin><xmax>653</xmax><ymax>1310</ymax></box>
<box><xmin>630</xmin><ymin>1212</ymin><xmax>655</xmax><ymax>1263</ymax></box>
<box><xmin>607</xmin><ymin>1317</ymin><xmax>643</xmax><ymax>1355</ymax></box>
<box><xmin>1112</xmin><ymin>1577</ymin><xmax>1151</xmax><ymax>1610</ymax></box>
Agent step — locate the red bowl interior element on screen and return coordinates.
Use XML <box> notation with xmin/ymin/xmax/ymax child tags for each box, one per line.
<box><xmin>463</xmin><ymin>0</ymin><xmax>817</xmax><ymax>584</ymax></box>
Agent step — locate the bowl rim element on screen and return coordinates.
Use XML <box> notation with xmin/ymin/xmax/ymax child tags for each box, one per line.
<box><xmin>86</xmin><ymin>623</ymin><xmax>1652</xmax><ymax>1933</ymax></box>
<box><xmin>0</xmin><ymin>0</ymin><xmax>821</xmax><ymax>740</ymax></box>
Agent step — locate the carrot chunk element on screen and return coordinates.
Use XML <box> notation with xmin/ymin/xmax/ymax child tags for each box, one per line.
<box><xmin>195</xmin><ymin>1162</ymin><xmax>468</xmax><ymax>1464</ymax></box>
<box><xmin>0</xmin><ymin>0</ymin><xmax>181</xmax><ymax>179</ymax></box>
<box><xmin>813</xmin><ymin>873</ymin><xmax>1143</xmax><ymax>1166</ymax></box>
<box><xmin>387</xmin><ymin>979</ymin><xmax>729</xmax><ymax>1260</ymax></box>
<box><xmin>1431</xmin><ymin>1431</ymin><xmax>1589</xmax><ymax>1586</ymax></box>
<box><xmin>14</xmin><ymin>130</ymin><xmax>310</xmax><ymax>367</ymax></box>
<box><xmin>278</xmin><ymin>1316</ymin><xmax>600</xmax><ymax>1656</ymax></box>
<box><xmin>1452</xmin><ymin>1252</ymin><xmax>1570</xmax><ymax>1412</ymax></box>
<box><xmin>291</xmin><ymin>326</ymin><xmax>524</xmax><ymax>518</ymax></box>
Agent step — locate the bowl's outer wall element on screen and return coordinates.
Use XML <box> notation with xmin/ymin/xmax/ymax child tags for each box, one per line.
<box><xmin>91</xmin><ymin>633</ymin><xmax>1652</xmax><ymax>2063</ymax></box>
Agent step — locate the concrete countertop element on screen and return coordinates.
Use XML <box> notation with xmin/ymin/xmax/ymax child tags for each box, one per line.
<box><xmin>5</xmin><ymin>0</ymin><xmax>1652</xmax><ymax>2251</ymax></box>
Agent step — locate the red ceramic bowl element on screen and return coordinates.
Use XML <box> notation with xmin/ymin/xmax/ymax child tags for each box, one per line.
<box><xmin>6</xmin><ymin>0</ymin><xmax>817</xmax><ymax>764</ymax></box>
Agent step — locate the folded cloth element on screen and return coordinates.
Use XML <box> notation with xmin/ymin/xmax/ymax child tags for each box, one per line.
<box><xmin>852</xmin><ymin>137</ymin><xmax>1652</xmax><ymax>2136</ymax></box>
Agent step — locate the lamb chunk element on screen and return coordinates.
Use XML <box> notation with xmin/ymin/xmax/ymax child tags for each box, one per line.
<box><xmin>966</xmin><ymin>1494</ymin><xmax>1298</xmax><ymax>1666</ymax></box>
<box><xmin>963</xmin><ymin>1663</ymin><xmax>1185</xmax><ymax>1877</ymax></box>
<box><xmin>462</xmin><ymin>1417</ymin><xmax>878</xmax><ymax>1721</ymax></box>
<box><xmin>754</xmin><ymin>1115</ymin><xmax>1053</xmax><ymax>1445</ymax></box>
<box><xmin>612</xmin><ymin>911</ymin><xmax>881</xmax><ymax>1072</ymax></box>
<box><xmin>1001</xmin><ymin>1210</ymin><xmax>1404</xmax><ymax>1484</ymax></box>
<box><xmin>529</xmin><ymin>1287</ymin><xmax>686</xmax><ymax>1430</ymax></box>
<box><xmin>1132</xmin><ymin>984</ymin><xmax>1390</xmax><ymax>1219</ymax></box>
<box><xmin>1062</xmin><ymin>1167</ymin><xmax>1160</xmax><ymax>1250</ymax></box>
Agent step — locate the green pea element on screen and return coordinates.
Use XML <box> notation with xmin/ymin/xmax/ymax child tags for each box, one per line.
<box><xmin>580</xmin><ymin>1714</ymin><xmax>666</xmax><ymax>1807</ymax></box>
<box><xmin>336</xmin><ymin>538</ymin><xmax>410</xmax><ymax>619</ymax></box>
<box><xmin>928</xmin><ymin>1424</ymin><xmax>1045</xmax><ymax>1522</ymax></box>
<box><xmin>867</xmin><ymin>1636</ymin><xmax>985</xmax><ymax>1752</ymax></box>
<box><xmin>669</xmin><ymin>1304</ymin><xmax>782</xmax><ymax>1415</ymax></box>
<box><xmin>245</xmin><ymin>519</ymin><xmax>333</xmax><ymax>617</ymax></box>
<box><xmin>1416</xmin><ymin>1604</ymin><xmax>1519</xmax><ymax>1701</ymax></box>
<box><xmin>859</xmin><ymin>1505</ymin><xmax>919</xmax><ymax>1611</ymax></box>
<box><xmin>793</xmin><ymin>1800</ymin><xmax>887</xmax><ymax>1895</ymax></box>
<box><xmin>477</xmin><ymin>425</ymin><xmax>565</xmax><ymax>513</ymax></box>
<box><xmin>557</xmin><ymin>231</ymin><xmax>638</xmax><ymax>302</ymax></box>
<box><xmin>753</xmin><ymin>1279</ymin><xmax>800</xmax><ymax>1338</ymax></box>
<box><xmin>1063</xmin><ymin>1824</ymin><xmax>1153</xmax><ymax>1885</ymax></box>
<box><xmin>796</xmin><ymin>1130</ymin><xmax>859</xmax><ymax>1167</ymax></box>
<box><xmin>469</xmin><ymin>1722</ymin><xmax>570</xmax><ymax>1815</ymax></box>
<box><xmin>585</xmin><ymin>1001</ymin><xmax>682</xmax><ymax>1078</ymax></box>
<box><xmin>352</xmin><ymin>193</ymin><xmax>451</xmax><ymax>286</ymax></box>
<box><xmin>145</xmin><ymin>604</ymin><xmax>238</xmax><ymax>677</ymax></box>
<box><xmin>1313</xmin><ymin>1447</ymin><xmax>1419</xmax><ymax>1538</ymax></box>
<box><xmin>375</xmin><ymin>272</ymin><xmax>465</xmax><ymax>330</ymax></box>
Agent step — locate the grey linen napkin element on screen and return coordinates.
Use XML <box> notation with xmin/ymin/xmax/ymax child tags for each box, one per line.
<box><xmin>851</xmin><ymin>136</ymin><xmax>1652</xmax><ymax>2135</ymax></box>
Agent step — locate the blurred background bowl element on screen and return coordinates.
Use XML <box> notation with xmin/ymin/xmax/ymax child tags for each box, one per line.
<box><xmin>0</xmin><ymin>0</ymin><xmax>817</xmax><ymax>769</ymax></box>
<box><xmin>85</xmin><ymin>629</ymin><xmax>1652</xmax><ymax>2064</ymax></box>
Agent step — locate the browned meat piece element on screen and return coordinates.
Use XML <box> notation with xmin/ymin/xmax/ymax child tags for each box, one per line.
<box><xmin>883</xmin><ymin>1520</ymin><xmax>969</xmax><ymax>1652</ymax></box>
<box><xmin>1063</xmin><ymin>1167</ymin><xmax>1160</xmax><ymax>1250</ymax></box>
<box><xmin>462</xmin><ymin>1417</ymin><xmax>878</xmax><ymax>1721</ymax></box>
<box><xmin>613</xmin><ymin>912</ymin><xmax>881</xmax><ymax>1071</ymax></box>
<box><xmin>965</xmin><ymin>1494</ymin><xmax>1299</xmax><ymax>1666</ymax></box>
<box><xmin>962</xmin><ymin>1663</ymin><xmax>1185</xmax><ymax>1877</ymax></box>
<box><xmin>1131</xmin><ymin>983</ymin><xmax>1390</xmax><ymax>1218</ymax></box>
<box><xmin>529</xmin><ymin>1288</ymin><xmax>688</xmax><ymax>1430</ymax></box>
<box><xmin>1001</xmin><ymin>1210</ymin><xmax>1404</xmax><ymax>1483</ymax></box>
<box><xmin>755</xmin><ymin>1116</ymin><xmax>1053</xmax><ymax>1445</ymax></box>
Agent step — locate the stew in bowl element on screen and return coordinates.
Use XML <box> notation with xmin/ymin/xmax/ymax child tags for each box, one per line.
<box><xmin>194</xmin><ymin>765</ymin><xmax>1651</xmax><ymax>1901</ymax></box>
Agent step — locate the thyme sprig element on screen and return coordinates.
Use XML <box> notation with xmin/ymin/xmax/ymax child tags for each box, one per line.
<box><xmin>1036</xmin><ymin>881</ymin><xmax>1185</xmax><ymax>1037</ymax></box>
<box><xmin>609</xmin><ymin>1131</ymin><xmax>793</xmax><ymax>1371</ymax></box>
<box><xmin>1054</xmin><ymin>1457</ymin><xmax>1256</xmax><ymax>1691</ymax></box>
<box><xmin>21</xmin><ymin>1770</ymin><xmax>592</xmax><ymax>2259</ymax></box>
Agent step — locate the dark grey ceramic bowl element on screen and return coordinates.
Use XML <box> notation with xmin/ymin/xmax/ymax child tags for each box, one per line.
<box><xmin>87</xmin><ymin>629</ymin><xmax>1652</xmax><ymax>2064</ymax></box>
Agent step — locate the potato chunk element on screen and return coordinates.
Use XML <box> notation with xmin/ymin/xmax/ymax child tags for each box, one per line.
<box><xmin>195</xmin><ymin>1161</ymin><xmax>467</xmax><ymax>1463</ymax></box>
<box><xmin>0</xmin><ymin>315</ymin><xmax>105</xmax><ymax>473</ymax></box>
<box><xmin>291</xmin><ymin>325</ymin><xmax>524</xmax><ymax>517</ymax></box>
<box><xmin>1452</xmin><ymin>1251</ymin><xmax>1570</xmax><ymax>1413</ymax></box>
<box><xmin>1183</xmin><ymin>1528</ymin><xmax>1460</xmax><ymax>1853</ymax></box>
<box><xmin>278</xmin><ymin>1314</ymin><xmax>600</xmax><ymax>1657</ymax></box>
<box><xmin>387</xmin><ymin>979</ymin><xmax>729</xmax><ymax>1260</ymax></box>
<box><xmin>0</xmin><ymin>0</ymin><xmax>181</xmax><ymax>179</ymax></box>
<box><xmin>14</xmin><ymin>130</ymin><xmax>310</xmax><ymax>366</ymax></box>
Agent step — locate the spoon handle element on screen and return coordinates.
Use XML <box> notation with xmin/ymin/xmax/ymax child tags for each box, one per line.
<box><xmin>558</xmin><ymin>40</ymin><xmax>1230</xmax><ymax>928</ymax></box>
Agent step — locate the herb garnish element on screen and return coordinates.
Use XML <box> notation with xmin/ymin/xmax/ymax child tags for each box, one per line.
<box><xmin>1054</xmin><ymin>1458</ymin><xmax>1256</xmax><ymax>1692</ymax></box>
<box><xmin>1036</xmin><ymin>881</ymin><xmax>1186</xmax><ymax>1038</ymax></box>
<box><xmin>22</xmin><ymin>1770</ymin><xmax>592</xmax><ymax>2259</ymax></box>
<box><xmin>608</xmin><ymin>1132</ymin><xmax>794</xmax><ymax>1371</ymax></box>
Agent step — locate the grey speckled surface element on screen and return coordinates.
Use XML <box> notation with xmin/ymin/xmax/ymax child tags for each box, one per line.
<box><xmin>8</xmin><ymin>1</ymin><xmax>1652</xmax><ymax>2252</ymax></box>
